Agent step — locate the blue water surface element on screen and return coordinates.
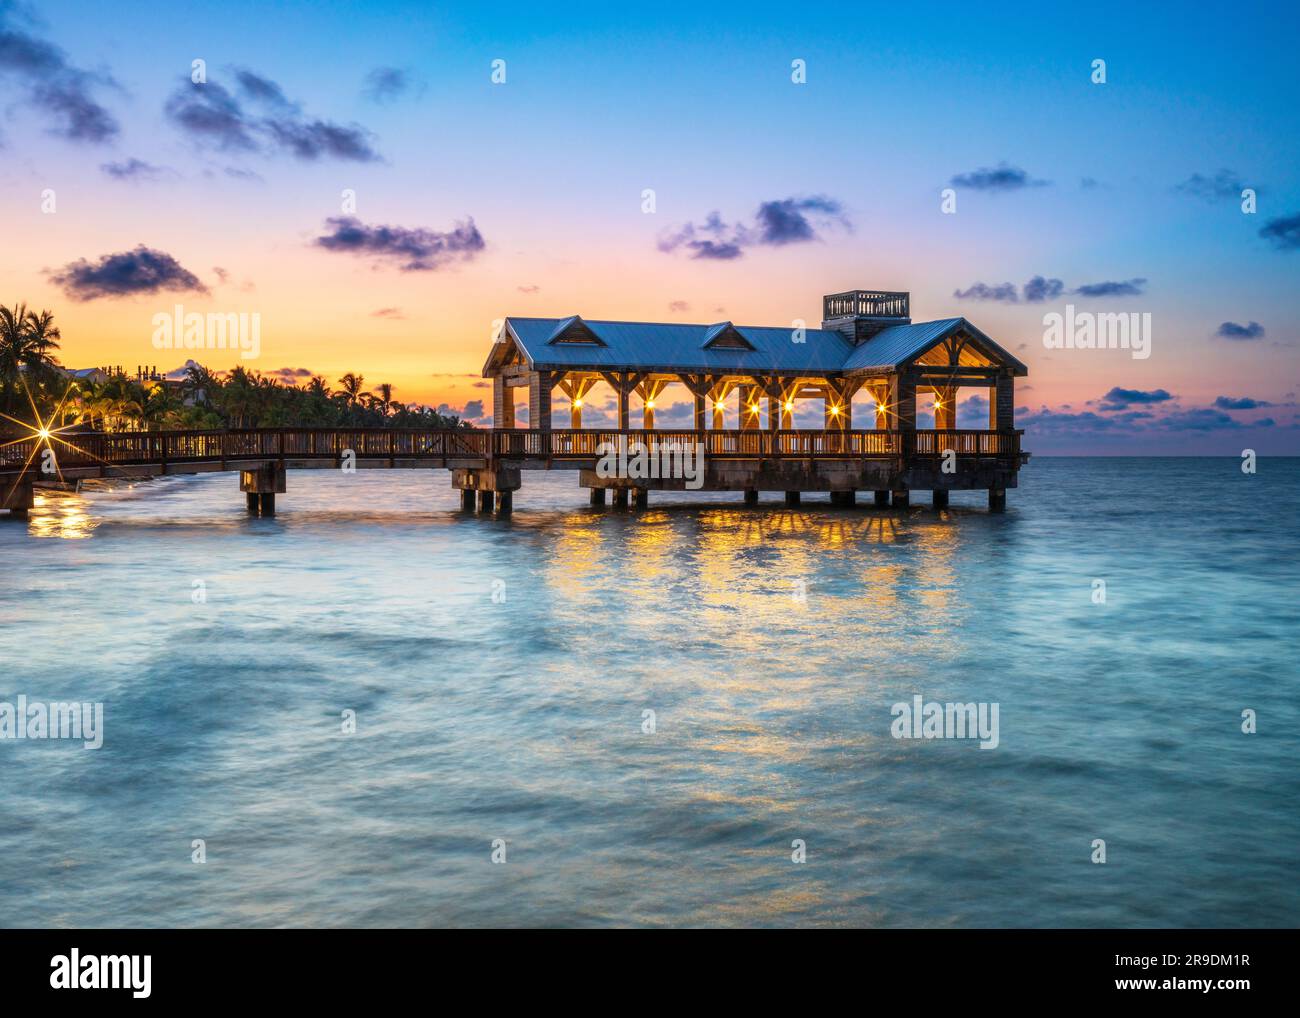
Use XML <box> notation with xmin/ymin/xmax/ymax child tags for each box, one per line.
<box><xmin>0</xmin><ymin>458</ymin><xmax>1296</xmax><ymax>927</ymax></box>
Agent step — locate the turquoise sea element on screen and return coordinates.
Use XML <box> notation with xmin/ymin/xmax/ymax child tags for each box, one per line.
<box><xmin>1</xmin><ymin>457</ymin><xmax>1296</xmax><ymax>927</ymax></box>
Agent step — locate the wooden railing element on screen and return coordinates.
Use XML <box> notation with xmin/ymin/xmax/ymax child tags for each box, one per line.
<box><xmin>822</xmin><ymin>290</ymin><xmax>910</xmax><ymax>320</ymax></box>
<box><xmin>1</xmin><ymin>427</ymin><xmax>1022</xmax><ymax>471</ymax></box>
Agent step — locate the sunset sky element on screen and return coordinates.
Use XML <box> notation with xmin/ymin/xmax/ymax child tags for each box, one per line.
<box><xmin>2</xmin><ymin>0</ymin><xmax>1297</xmax><ymax>452</ymax></box>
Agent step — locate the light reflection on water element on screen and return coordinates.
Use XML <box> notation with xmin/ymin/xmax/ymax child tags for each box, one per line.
<box><xmin>0</xmin><ymin>459</ymin><xmax>1297</xmax><ymax>927</ymax></box>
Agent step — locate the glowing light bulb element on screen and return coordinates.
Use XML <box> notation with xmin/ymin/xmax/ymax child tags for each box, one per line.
<box><xmin>784</xmin><ymin>401</ymin><xmax>794</xmax><ymax>412</ymax></box>
<box><xmin>573</xmin><ymin>398</ymin><xmax>583</xmax><ymax>407</ymax></box>
<box><xmin>646</xmin><ymin>400</ymin><xmax>655</xmax><ymax>409</ymax></box>
<box><xmin>37</xmin><ymin>428</ymin><xmax>51</xmax><ymax>440</ymax></box>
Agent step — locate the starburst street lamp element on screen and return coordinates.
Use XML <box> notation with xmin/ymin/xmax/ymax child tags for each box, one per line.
<box><xmin>1</xmin><ymin>376</ymin><xmax>90</xmax><ymax>505</ymax></box>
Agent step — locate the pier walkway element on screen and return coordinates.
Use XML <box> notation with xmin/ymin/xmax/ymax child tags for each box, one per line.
<box><xmin>2</xmin><ymin>425</ymin><xmax>1026</xmax><ymax>516</ymax></box>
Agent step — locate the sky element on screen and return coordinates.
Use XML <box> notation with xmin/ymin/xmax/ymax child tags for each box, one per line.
<box><xmin>1</xmin><ymin>0</ymin><xmax>1297</xmax><ymax>452</ymax></box>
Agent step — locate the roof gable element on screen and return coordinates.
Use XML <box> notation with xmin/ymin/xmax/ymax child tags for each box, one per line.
<box><xmin>546</xmin><ymin>316</ymin><xmax>605</xmax><ymax>345</ymax></box>
<box><xmin>701</xmin><ymin>322</ymin><xmax>755</xmax><ymax>350</ymax></box>
<box><xmin>841</xmin><ymin>318</ymin><xmax>1028</xmax><ymax>375</ymax></box>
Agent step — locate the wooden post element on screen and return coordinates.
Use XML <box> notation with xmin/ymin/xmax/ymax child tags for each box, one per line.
<box><xmin>991</xmin><ymin>372</ymin><xmax>1014</xmax><ymax>430</ymax></box>
<box><xmin>461</xmin><ymin>488</ymin><xmax>475</xmax><ymax>511</ymax></box>
<box><xmin>784</xmin><ymin>491</ymin><xmax>800</xmax><ymax>506</ymax></box>
<box><xmin>590</xmin><ymin>487</ymin><xmax>606</xmax><ymax>506</ymax></box>
<box><xmin>743</xmin><ymin>488</ymin><xmax>758</xmax><ymax>506</ymax></box>
<box><xmin>497</xmin><ymin>490</ymin><xmax>512</xmax><ymax>515</ymax></box>
<box><xmin>934</xmin><ymin>385</ymin><xmax>957</xmax><ymax>431</ymax></box>
<box><xmin>870</xmin><ymin>383</ymin><xmax>889</xmax><ymax>429</ymax></box>
<box><xmin>478</xmin><ymin>490</ymin><xmax>495</xmax><ymax>513</ymax></box>
<box><xmin>892</xmin><ymin>490</ymin><xmax>910</xmax><ymax>508</ymax></box>
<box><xmin>740</xmin><ymin>385</ymin><xmax>761</xmax><ymax>430</ymax></box>
<box><xmin>613</xmin><ymin>487</ymin><xmax>629</xmax><ymax>508</ymax></box>
<box><xmin>2</xmin><ymin>480</ymin><xmax>35</xmax><ymax>517</ymax></box>
<box><xmin>636</xmin><ymin>379</ymin><xmax>667</xmax><ymax>429</ymax></box>
<box><xmin>874</xmin><ymin>490</ymin><xmax>890</xmax><ymax>506</ymax></box>
<box><xmin>528</xmin><ymin>370</ymin><xmax>553</xmax><ymax>431</ymax></box>
<box><xmin>709</xmin><ymin>379</ymin><xmax>734</xmax><ymax>430</ymax></box>
<box><xmin>933</xmin><ymin>489</ymin><xmax>949</xmax><ymax>509</ymax></box>
<box><xmin>492</xmin><ymin>376</ymin><xmax>514</xmax><ymax>428</ymax></box>
<box><xmin>246</xmin><ymin>492</ymin><xmax>259</xmax><ymax>513</ymax></box>
<box><xmin>989</xmin><ymin>487</ymin><xmax>1006</xmax><ymax>511</ymax></box>
<box><xmin>889</xmin><ymin>373</ymin><xmax>916</xmax><ymax>430</ymax></box>
<box><xmin>558</xmin><ymin>375</ymin><xmax>594</xmax><ymax>429</ymax></box>
<box><xmin>633</xmin><ymin>488</ymin><xmax>648</xmax><ymax>509</ymax></box>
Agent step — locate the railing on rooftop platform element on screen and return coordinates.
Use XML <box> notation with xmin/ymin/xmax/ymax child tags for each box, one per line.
<box><xmin>822</xmin><ymin>290</ymin><xmax>910</xmax><ymax>320</ymax></box>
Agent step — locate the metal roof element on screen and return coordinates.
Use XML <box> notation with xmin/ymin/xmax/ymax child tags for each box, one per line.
<box><xmin>839</xmin><ymin>318</ymin><xmax>966</xmax><ymax>372</ymax></box>
<box><xmin>499</xmin><ymin>315</ymin><xmax>1026</xmax><ymax>376</ymax></box>
<box><xmin>505</xmin><ymin>317</ymin><xmax>855</xmax><ymax>374</ymax></box>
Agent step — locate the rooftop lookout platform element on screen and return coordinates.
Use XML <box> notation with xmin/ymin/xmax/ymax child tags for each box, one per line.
<box><xmin>2</xmin><ymin>289</ymin><xmax>1027</xmax><ymax>518</ymax></box>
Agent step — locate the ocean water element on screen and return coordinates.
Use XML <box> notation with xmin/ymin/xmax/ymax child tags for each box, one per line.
<box><xmin>1</xmin><ymin>457</ymin><xmax>1296</xmax><ymax>928</ymax></box>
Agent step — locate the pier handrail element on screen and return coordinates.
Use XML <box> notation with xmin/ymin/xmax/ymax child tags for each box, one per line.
<box><xmin>1</xmin><ymin>426</ymin><xmax>1022</xmax><ymax>471</ymax></box>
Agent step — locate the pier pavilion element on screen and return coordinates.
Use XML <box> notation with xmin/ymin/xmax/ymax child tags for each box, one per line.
<box><xmin>476</xmin><ymin>289</ymin><xmax>1027</xmax><ymax>509</ymax></box>
<box><xmin>1</xmin><ymin>290</ymin><xmax>1027</xmax><ymax>518</ymax></box>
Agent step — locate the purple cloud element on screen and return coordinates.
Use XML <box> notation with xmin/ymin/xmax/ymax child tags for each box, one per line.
<box><xmin>49</xmin><ymin>245</ymin><xmax>209</xmax><ymax>301</ymax></box>
<box><xmin>315</xmin><ymin>216</ymin><xmax>486</xmax><ymax>271</ymax></box>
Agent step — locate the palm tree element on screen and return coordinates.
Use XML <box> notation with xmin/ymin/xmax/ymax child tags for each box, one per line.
<box><xmin>23</xmin><ymin>309</ymin><xmax>62</xmax><ymax>367</ymax></box>
<box><xmin>0</xmin><ymin>302</ymin><xmax>31</xmax><ymax>380</ymax></box>
<box><xmin>337</xmin><ymin>372</ymin><xmax>365</xmax><ymax>406</ymax></box>
<box><xmin>371</xmin><ymin>382</ymin><xmax>395</xmax><ymax>415</ymax></box>
<box><xmin>182</xmin><ymin>362</ymin><xmax>217</xmax><ymax>405</ymax></box>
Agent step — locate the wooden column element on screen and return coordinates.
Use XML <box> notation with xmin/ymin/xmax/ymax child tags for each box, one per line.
<box><xmin>678</xmin><ymin>373</ymin><xmax>712</xmax><ymax>432</ymax></box>
<box><xmin>889</xmin><ymin>373</ymin><xmax>916</xmax><ymax>430</ymax></box>
<box><xmin>636</xmin><ymin>379</ymin><xmax>667</xmax><ymax>429</ymax></box>
<box><xmin>990</xmin><ymin>373</ymin><xmax>1015</xmax><ymax>430</ymax></box>
<box><xmin>493</xmin><ymin>376</ymin><xmax>515</xmax><ymax>428</ymax></box>
<box><xmin>762</xmin><ymin>380</ymin><xmax>795</xmax><ymax>431</ymax></box>
<box><xmin>2</xmin><ymin>480</ymin><xmax>34</xmax><ymax>517</ymax></box>
<box><xmin>556</xmin><ymin>374</ymin><xmax>595</xmax><ymax>429</ymax></box>
<box><xmin>709</xmin><ymin>379</ymin><xmax>735</xmax><ymax>429</ymax></box>
<box><xmin>740</xmin><ymin>384</ymin><xmax>761</xmax><ymax>430</ymax></box>
<box><xmin>934</xmin><ymin>385</ymin><xmax>957</xmax><ymax>431</ymax></box>
<box><xmin>528</xmin><ymin>370</ymin><xmax>553</xmax><ymax>431</ymax></box>
<box><xmin>824</xmin><ymin>379</ymin><xmax>860</xmax><ymax>430</ymax></box>
<box><xmin>870</xmin><ymin>382</ymin><xmax>889</xmax><ymax>429</ymax></box>
<box><xmin>601</xmin><ymin>372</ymin><xmax>646</xmax><ymax>432</ymax></box>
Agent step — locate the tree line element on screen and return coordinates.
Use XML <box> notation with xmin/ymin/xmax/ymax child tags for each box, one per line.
<box><xmin>0</xmin><ymin>304</ymin><xmax>469</xmax><ymax>431</ymax></box>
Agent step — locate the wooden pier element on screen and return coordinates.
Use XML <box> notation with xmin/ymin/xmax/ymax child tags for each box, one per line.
<box><xmin>1</xmin><ymin>423</ymin><xmax>1025</xmax><ymax>517</ymax></box>
<box><xmin>2</xmin><ymin>288</ymin><xmax>1029</xmax><ymax>517</ymax></box>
